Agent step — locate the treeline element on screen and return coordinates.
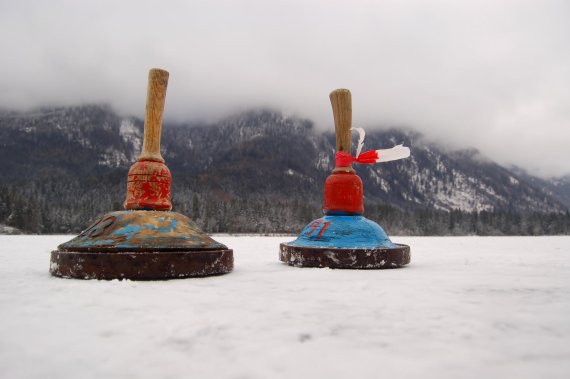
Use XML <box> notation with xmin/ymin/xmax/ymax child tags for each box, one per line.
<box><xmin>366</xmin><ymin>204</ymin><xmax>570</xmax><ymax>236</ymax></box>
<box><xmin>1</xmin><ymin>183</ymin><xmax>569</xmax><ymax>236</ymax></box>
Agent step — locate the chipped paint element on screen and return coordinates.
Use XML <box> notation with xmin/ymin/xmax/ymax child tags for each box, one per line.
<box><xmin>279</xmin><ymin>242</ymin><xmax>410</xmax><ymax>269</ymax></box>
<box><xmin>124</xmin><ymin>160</ymin><xmax>172</xmax><ymax>211</ymax></box>
<box><xmin>58</xmin><ymin>211</ymin><xmax>226</xmax><ymax>252</ymax></box>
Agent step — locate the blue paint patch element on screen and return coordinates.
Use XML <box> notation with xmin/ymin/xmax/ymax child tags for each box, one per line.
<box><xmin>111</xmin><ymin>224</ymin><xmax>144</xmax><ymax>238</ymax></box>
<box><xmin>287</xmin><ymin>215</ymin><xmax>397</xmax><ymax>249</ymax></box>
<box><xmin>142</xmin><ymin>219</ymin><xmax>178</xmax><ymax>233</ymax></box>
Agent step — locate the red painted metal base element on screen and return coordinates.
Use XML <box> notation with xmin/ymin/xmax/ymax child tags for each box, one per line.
<box><xmin>50</xmin><ymin>249</ymin><xmax>233</xmax><ymax>280</ymax></box>
<box><xmin>323</xmin><ymin>171</ymin><xmax>364</xmax><ymax>214</ymax></box>
<box><xmin>124</xmin><ymin>160</ymin><xmax>172</xmax><ymax>211</ymax></box>
<box><xmin>279</xmin><ymin>243</ymin><xmax>410</xmax><ymax>269</ymax></box>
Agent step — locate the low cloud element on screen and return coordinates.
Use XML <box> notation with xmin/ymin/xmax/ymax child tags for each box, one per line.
<box><xmin>1</xmin><ymin>0</ymin><xmax>569</xmax><ymax>177</ymax></box>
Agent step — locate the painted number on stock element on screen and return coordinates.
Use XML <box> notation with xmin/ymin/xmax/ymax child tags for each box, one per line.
<box><xmin>305</xmin><ymin>220</ymin><xmax>331</xmax><ymax>239</ymax></box>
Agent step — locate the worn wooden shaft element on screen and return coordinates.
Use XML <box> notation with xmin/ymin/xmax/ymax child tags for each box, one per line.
<box><xmin>139</xmin><ymin>68</ymin><xmax>169</xmax><ymax>162</ymax></box>
<box><xmin>329</xmin><ymin>88</ymin><xmax>354</xmax><ymax>173</ymax></box>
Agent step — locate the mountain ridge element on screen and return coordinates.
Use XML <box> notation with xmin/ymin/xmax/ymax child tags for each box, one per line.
<box><xmin>0</xmin><ymin>104</ymin><xmax>568</xmax><ymax>234</ymax></box>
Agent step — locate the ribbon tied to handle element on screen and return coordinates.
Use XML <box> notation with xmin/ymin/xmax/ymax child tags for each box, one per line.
<box><xmin>335</xmin><ymin>127</ymin><xmax>411</xmax><ymax>168</ymax></box>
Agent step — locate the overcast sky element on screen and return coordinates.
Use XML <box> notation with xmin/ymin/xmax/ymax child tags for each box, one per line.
<box><xmin>1</xmin><ymin>0</ymin><xmax>569</xmax><ymax>177</ymax></box>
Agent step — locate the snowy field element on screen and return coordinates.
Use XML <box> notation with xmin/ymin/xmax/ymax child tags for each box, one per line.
<box><xmin>1</xmin><ymin>235</ymin><xmax>569</xmax><ymax>379</ymax></box>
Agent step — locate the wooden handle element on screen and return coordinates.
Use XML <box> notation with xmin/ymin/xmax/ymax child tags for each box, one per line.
<box><xmin>139</xmin><ymin>68</ymin><xmax>169</xmax><ymax>162</ymax></box>
<box><xmin>329</xmin><ymin>88</ymin><xmax>354</xmax><ymax>172</ymax></box>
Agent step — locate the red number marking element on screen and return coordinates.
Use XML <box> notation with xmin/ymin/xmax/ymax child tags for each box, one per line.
<box><xmin>305</xmin><ymin>220</ymin><xmax>323</xmax><ymax>236</ymax></box>
<box><xmin>317</xmin><ymin>222</ymin><xmax>331</xmax><ymax>239</ymax></box>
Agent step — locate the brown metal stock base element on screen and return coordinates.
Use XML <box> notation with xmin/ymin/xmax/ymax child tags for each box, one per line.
<box><xmin>279</xmin><ymin>243</ymin><xmax>410</xmax><ymax>269</ymax></box>
<box><xmin>50</xmin><ymin>249</ymin><xmax>233</xmax><ymax>280</ymax></box>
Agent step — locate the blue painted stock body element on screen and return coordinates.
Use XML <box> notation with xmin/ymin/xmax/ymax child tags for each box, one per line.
<box><xmin>287</xmin><ymin>215</ymin><xmax>396</xmax><ymax>249</ymax></box>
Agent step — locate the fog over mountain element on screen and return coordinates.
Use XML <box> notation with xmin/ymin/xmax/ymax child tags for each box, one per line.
<box><xmin>1</xmin><ymin>1</ymin><xmax>569</xmax><ymax>177</ymax></box>
<box><xmin>1</xmin><ymin>105</ymin><xmax>569</xmax><ymax>235</ymax></box>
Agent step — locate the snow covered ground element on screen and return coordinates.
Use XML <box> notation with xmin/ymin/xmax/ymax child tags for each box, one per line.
<box><xmin>1</xmin><ymin>235</ymin><xmax>569</xmax><ymax>379</ymax></box>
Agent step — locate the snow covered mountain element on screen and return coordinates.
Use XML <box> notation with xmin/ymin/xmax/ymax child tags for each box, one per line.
<box><xmin>0</xmin><ymin>105</ymin><xmax>568</xmax><ymax>234</ymax></box>
<box><xmin>162</xmin><ymin>109</ymin><xmax>567</xmax><ymax>214</ymax></box>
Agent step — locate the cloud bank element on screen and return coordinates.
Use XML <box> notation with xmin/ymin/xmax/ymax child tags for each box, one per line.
<box><xmin>1</xmin><ymin>0</ymin><xmax>569</xmax><ymax>177</ymax></box>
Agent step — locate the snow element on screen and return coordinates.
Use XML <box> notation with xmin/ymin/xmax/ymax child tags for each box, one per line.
<box><xmin>119</xmin><ymin>118</ymin><xmax>142</xmax><ymax>152</ymax></box>
<box><xmin>1</xmin><ymin>235</ymin><xmax>570</xmax><ymax>379</ymax></box>
<box><xmin>98</xmin><ymin>148</ymin><xmax>129</xmax><ymax>168</ymax></box>
<box><xmin>315</xmin><ymin>151</ymin><xmax>331</xmax><ymax>171</ymax></box>
<box><xmin>97</xmin><ymin>118</ymin><xmax>142</xmax><ymax>167</ymax></box>
<box><xmin>0</xmin><ymin>224</ymin><xmax>21</xmax><ymax>235</ymax></box>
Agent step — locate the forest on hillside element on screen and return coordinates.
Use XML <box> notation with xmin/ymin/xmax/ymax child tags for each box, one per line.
<box><xmin>2</xmin><ymin>182</ymin><xmax>569</xmax><ymax>236</ymax></box>
<box><xmin>2</xmin><ymin>106</ymin><xmax>569</xmax><ymax>236</ymax></box>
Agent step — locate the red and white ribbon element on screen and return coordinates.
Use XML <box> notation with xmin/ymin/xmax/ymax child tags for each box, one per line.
<box><xmin>335</xmin><ymin>127</ymin><xmax>411</xmax><ymax>168</ymax></box>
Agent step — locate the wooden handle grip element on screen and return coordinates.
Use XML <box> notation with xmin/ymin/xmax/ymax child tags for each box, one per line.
<box><xmin>329</xmin><ymin>88</ymin><xmax>354</xmax><ymax>172</ymax></box>
<box><xmin>330</xmin><ymin>89</ymin><xmax>352</xmax><ymax>153</ymax></box>
<box><xmin>139</xmin><ymin>68</ymin><xmax>169</xmax><ymax>162</ymax></box>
